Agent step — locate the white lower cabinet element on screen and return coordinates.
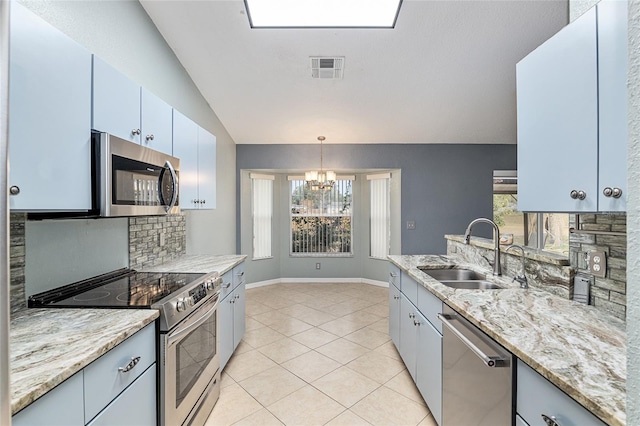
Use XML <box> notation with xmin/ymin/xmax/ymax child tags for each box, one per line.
<box><xmin>517</xmin><ymin>359</ymin><xmax>606</xmax><ymax>426</ymax></box>
<box><xmin>219</xmin><ymin>262</ymin><xmax>247</xmax><ymax>370</ymax></box>
<box><xmin>415</xmin><ymin>310</ymin><xmax>442</xmax><ymax>426</ymax></box>
<box><xmin>12</xmin><ymin>323</ymin><xmax>156</xmax><ymax>426</ymax></box>
<box><xmin>391</xmin><ymin>267</ymin><xmax>442</xmax><ymax>425</ymax></box>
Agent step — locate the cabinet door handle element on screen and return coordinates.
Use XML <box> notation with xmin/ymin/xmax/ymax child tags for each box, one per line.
<box><xmin>389</xmin><ymin>272</ymin><xmax>398</xmax><ymax>278</ymax></box>
<box><xmin>235</xmin><ymin>294</ymin><xmax>240</xmax><ymax>299</ymax></box>
<box><xmin>118</xmin><ymin>356</ymin><xmax>141</xmax><ymax>373</ymax></box>
<box><xmin>146</xmin><ymin>134</ymin><xmax>154</xmax><ymax>141</ymax></box>
<box><xmin>409</xmin><ymin>313</ymin><xmax>415</xmax><ymax>319</ymax></box>
<box><xmin>541</xmin><ymin>414</ymin><xmax>564</xmax><ymax>426</ymax></box>
<box><xmin>222</xmin><ymin>282</ymin><xmax>231</xmax><ymax>289</ymax></box>
<box><xmin>569</xmin><ymin>190</ymin><xmax>586</xmax><ymax>200</ymax></box>
<box><xmin>132</xmin><ymin>128</ymin><xmax>141</xmax><ymax>136</ymax></box>
<box><xmin>9</xmin><ymin>186</ymin><xmax>20</xmax><ymax>195</ymax></box>
<box><xmin>603</xmin><ymin>187</ymin><xmax>623</xmax><ymax>198</ymax></box>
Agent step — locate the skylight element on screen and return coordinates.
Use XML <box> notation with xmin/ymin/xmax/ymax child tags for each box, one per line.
<box><xmin>244</xmin><ymin>0</ymin><xmax>402</xmax><ymax>28</ymax></box>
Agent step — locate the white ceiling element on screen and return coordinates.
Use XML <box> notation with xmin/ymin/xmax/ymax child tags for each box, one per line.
<box><xmin>140</xmin><ymin>0</ymin><xmax>568</xmax><ymax>145</ymax></box>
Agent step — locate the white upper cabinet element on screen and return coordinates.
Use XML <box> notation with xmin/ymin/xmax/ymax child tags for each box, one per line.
<box><xmin>516</xmin><ymin>0</ymin><xmax>627</xmax><ymax>213</ymax></box>
<box><xmin>197</xmin><ymin>127</ymin><xmax>217</xmax><ymax>209</ymax></box>
<box><xmin>92</xmin><ymin>56</ymin><xmax>142</xmax><ymax>144</ymax></box>
<box><xmin>141</xmin><ymin>88</ymin><xmax>173</xmax><ymax>155</ymax></box>
<box><xmin>9</xmin><ymin>3</ymin><xmax>92</xmax><ymax>211</ymax></box>
<box><xmin>172</xmin><ymin>110</ymin><xmax>216</xmax><ymax>209</ymax></box>
<box><xmin>92</xmin><ymin>58</ymin><xmax>173</xmax><ymax>155</ymax></box>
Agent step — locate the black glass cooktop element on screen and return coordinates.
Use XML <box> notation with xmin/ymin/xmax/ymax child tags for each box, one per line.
<box><xmin>28</xmin><ymin>268</ymin><xmax>206</xmax><ymax>308</ymax></box>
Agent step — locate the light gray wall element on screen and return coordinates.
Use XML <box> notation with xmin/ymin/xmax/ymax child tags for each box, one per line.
<box><xmin>19</xmin><ymin>0</ymin><xmax>237</xmax><ymax>256</ymax></box>
<box><xmin>237</xmin><ymin>144</ymin><xmax>517</xmax><ymax>255</ymax></box>
<box><xmin>626</xmin><ymin>0</ymin><xmax>639</xmax><ymax>422</ymax></box>
<box><xmin>25</xmin><ymin>218</ymin><xmax>128</xmax><ymax>296</ymax></box>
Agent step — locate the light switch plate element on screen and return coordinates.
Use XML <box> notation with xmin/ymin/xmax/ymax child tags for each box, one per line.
<box><xmin>587</xmin><ymin>250</ymin><xmax>607</xmax><ymax>278</ymax></box>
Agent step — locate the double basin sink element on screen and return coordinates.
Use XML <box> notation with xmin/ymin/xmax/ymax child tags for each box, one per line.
<box><xmin>418</xmin><ymin>267</ymin><xmax>503</xmax><ymax>290</ymax></box>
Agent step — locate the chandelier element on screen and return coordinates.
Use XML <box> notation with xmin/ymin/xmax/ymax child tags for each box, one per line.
<box><xmin>305</xmin><ymin>136</ymin><xmax>336</xmax><ymax>190</ymax></box>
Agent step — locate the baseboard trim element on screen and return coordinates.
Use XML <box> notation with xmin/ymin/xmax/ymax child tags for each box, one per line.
<box><xmin>246</xmin><ymin>278</ymin><xmax>389</xmax><ymax>289</ymax></box>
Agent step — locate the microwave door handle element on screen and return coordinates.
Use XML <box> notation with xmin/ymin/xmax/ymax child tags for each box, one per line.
<box><xmin>164</xmin><ymin>160</ymin><xmax>179</xmax><ymax>212</ymax></box>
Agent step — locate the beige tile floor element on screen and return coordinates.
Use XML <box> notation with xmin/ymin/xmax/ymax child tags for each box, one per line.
<box><xmin>205</xmin><ymin>282</ymin><xmax>438</xmax><ymax>426</ymax></box>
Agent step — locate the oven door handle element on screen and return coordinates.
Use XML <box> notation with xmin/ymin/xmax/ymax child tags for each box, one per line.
<box><xmin>167</xmin><ymin>297</ymin><xmax>218</xmax><ymax>346</ymax></box>
<box><xmin>164</xmin><ymin>160</ymin><xmax>179</xmax><ymax>212</ymax></box>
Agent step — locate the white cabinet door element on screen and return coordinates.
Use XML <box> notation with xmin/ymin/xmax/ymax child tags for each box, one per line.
<box><xmin>219</xmin><ymin>292</ymin><xmax>235</xmax><ymax>371</ymax></box>
<box><xmin>87</xmin><ymin>365</ymin><xmax>157</xmax><ymax>426</ymax></box>
<box><xmin>92</xmin><ymin>56</ymin><xmax>141</xmax><ymax>144</ymax></box>
<box><xmin>172</xmin><ymin>109</ymin><xmax>199</xmax><ymax>209</ymax></box>
<box><xmin>141</xmin><ymin>88</ymin><xmax>173</xmax><ymax>155</ymax></box>
<box><xmin>597</xmin><ymin>0</ymin><xmax>627</xmax><ymax>212</ymax></box>
<box><xmin>9</xmin><ymin>3</ymin><xmax>92</xmax><ymax>211</ymax></box>
<box><xmin>399</xmin><ymin>294</ymin><xmax>417</xmax><ymax>381</ymax></box>
<box><xmin>416</xmin><ymin>311</ymin><xmax>442</xmax><ymax>426</ymax></box>
<box><xmin>233</xmin><ymin>282</ymin><xmax>246</xmax><ymax>351</ymax></box>
<box><xmin>389</xmin><ymin>282</ymin><xmax>401</xmax><ymax>349</ymax></box>
<box><xmin>517</xmin><ymin>8</ymin><xmax>598</xmax><ymax>212</ymax></box>
<box><xmin>197</xmin><ymin>127</ymin><xmax>217</xmax><ymax>209</ymax></box>
<box><xmin>12</xmin><ymin>372</ymin><xmax>84</xmax><ymax>426</ymax></box>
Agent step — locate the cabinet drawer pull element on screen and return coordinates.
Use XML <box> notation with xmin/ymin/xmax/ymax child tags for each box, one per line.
<box><xmin>541</xmin><ymin>414</ymin><xmax>563</xmax><ymax>426</ymax></box>
<box><xmin>236</xmin><ymin>271</ymin><xmax>244</xmax><ymax>277</ymax></box>
<box><xmin>603</xmin><ymin>187</ymin><xmax>623</xmax><ymax>198</ymax></box>
<box><xmin>222</xmin><ymin>282</ymin><xmax>231</xmax><ymax>289</ymax></box>
<box><xmin>389</xmin><ymin>272</ymin><xmax>398</xmax><ymax>278</ymax></box>
<box><xmin>118</xmin><ymin>356</ymin><xmax>141</xmax><ymax>373</ymax></box>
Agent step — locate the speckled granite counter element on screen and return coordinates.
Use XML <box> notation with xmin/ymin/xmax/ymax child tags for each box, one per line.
<box><xmin>140</xmin><ymin>254</ymin><xmax>246</xmax><ymax>275</ymax></box>
<box><xmin>388</xmin><ymin>254</ymin><xmax>626</xmax><ymax>426</ymax></box>
<box><xmin>10</xmin><ymin>308</ymin><xmax>158</xmax><ymax>415</ymax></box>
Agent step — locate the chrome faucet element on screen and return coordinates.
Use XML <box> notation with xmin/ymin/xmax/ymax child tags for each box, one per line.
<box><xmin>505</xmin><ymin>244</ymin><xmax>528</xmax><ymax>289</ymax></box>
<box><xmin>463</xmin><ymin>218</ymin><xmax>501</xmax><ymax>276</ymax></box>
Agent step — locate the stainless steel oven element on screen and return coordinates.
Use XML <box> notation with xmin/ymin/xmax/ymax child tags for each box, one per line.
<box><xmin>93</xmin><ymin>132</ymin><xmax>180</xmax><ymax>217</ymax></box>
<box><xmin>160</xmin><ymin>287</ymin><xmax>220</xmax><ymax>426</ymax></box>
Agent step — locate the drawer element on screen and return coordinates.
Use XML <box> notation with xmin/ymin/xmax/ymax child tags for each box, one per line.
<box><xmin>416</xmin><ymin>284</ymin><xmax>443</xmax><ymax>333</ymax></box>
<box><xmin>388</xmin><ymin>264</ymin><xmax>400</xmax><ymax>288</ymax></box>
<box><xmin>400</xmin><ymin>271</ymin><xmax>418</xmax><ymax>306</ymax></box>
<box><xmin>233</xmin><ymin>262</ymin><xmax>246</xmax><ymax>288</ymax></box>
<box><xmin>87</xmin><ymin>364</ymin><xmax>156</xmax><ymax>426</ymax></box>
<box><xmin>220</xmin><ymin>269</ymin><xmax>233</xmax><ymax>300</ymax></box>
<box><xmin>517</xmin><ymin>359</ymin><xmax>606</xmax><ymax>426</ymax></box>
<box><xmin>84</xmin><ymin>323</ymin><xmax>156</xmax><ymax>422</ymax></box>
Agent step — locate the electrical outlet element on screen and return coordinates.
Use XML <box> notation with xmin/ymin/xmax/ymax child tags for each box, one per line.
<box><xmin>587</xmin><ymin>250</ymin><xmax>607</xmax><ymax>278</ymax></box>
<box><xmin>407</xmin><ymin>221</ymin><xmax>416</xmax><ymax>230</ymax></box>
<box><xmin>316</xmin><ymin>263</ymin><xmax>321</xmax><ymax>270</ymax></box>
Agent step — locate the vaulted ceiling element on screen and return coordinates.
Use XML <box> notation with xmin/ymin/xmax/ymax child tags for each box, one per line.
<box><xmin>141</xmin><ymin>0</ymin><xmax>568</xmax><ymax>145</ymax></box>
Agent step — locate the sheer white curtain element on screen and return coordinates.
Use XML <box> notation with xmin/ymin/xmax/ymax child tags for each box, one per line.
<box><xmin>368</xmin><ymin>173</ymin><xmax>390</xmax><ymax>259</ymax></box>
<box><xmin>251</xmin><ymin>173</ymin><xmax>274</xmax><ymax>259</ymax></box>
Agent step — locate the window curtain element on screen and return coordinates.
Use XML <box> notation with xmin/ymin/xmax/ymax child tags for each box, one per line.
<box><xmin>251</xmin><ymin>173</ymin><xmax>274</xmax><ymax>259</ymax></box>
<box><xmin>368</xmin><ymin>173</ymin><xmax>391</xmax><ymax>259</ymax></box>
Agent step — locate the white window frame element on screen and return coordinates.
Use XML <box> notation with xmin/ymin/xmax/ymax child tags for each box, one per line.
<box><xmin>368</xmin><ymin>173</ymin><xmax>391</xmax><ymax>259</ymax></box>
<box><xmin>251</xmin><ymin>173</ymin><xmax>274</xmax><ymax>260</ymax></box>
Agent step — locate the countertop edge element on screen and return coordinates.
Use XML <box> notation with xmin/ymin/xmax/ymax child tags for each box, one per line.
<box><xmin>140</xmin><ymin>254</ymin><xmax>247</xmax><ymax>275</ymax></box>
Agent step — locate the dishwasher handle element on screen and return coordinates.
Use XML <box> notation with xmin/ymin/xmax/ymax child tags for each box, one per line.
<box><xmin>438</xmin><ymin>313</ymin><xmax>509</xmax><ymax>368</ymax></box>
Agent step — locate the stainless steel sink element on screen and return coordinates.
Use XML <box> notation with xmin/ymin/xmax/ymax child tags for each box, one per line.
<box><xmin>440</xmin><ymin>280</ymin><xmax>503</xmax><ymax>290</ymax></box>
<box><xmin>420</xmin><ymin>268</ymin><xmax>486</xmax><ymax>281</ymax></box>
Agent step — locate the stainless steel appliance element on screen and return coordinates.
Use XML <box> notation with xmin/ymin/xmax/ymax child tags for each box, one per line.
<box><xmin>94</xmin><ymin>132</ymin><xmax>180</xmax><ymax>217</ymax></box>
<box><xmin>29</xmin><ymin>268</ymin><xmax>222</xmax><ymax>426</ymax></box>
<box><xmin>438</xmin><ymin>304</ymin><xmax>513</xmax><ymax>425</ymax></box>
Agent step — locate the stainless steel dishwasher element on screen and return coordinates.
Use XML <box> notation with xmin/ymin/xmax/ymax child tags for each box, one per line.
<box><xmin>438</xmin><ymin>304</ymin><xmax>513</xmax><ymax>426</ymax></box>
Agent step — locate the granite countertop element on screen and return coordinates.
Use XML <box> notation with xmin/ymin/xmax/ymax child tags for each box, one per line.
<box><xmin>140</xmin><ymin>254</ymin><xmax>246</xmax><ymax>275</ymax></box>
<box><xmin>388</xmin><ymin>254</ymin><xmax>626</xmax><ymax>426</ymax></box>
<box><xmin>10</xmin><ymin>308</ymin><xmax>158</xmax><ymax>415</ymax></box>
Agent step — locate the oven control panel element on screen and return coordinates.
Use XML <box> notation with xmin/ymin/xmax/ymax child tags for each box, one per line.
<box><xmin>189</xmin><ymin>283</ymin><xmax>208</xmax><ymax>305</ymax></box>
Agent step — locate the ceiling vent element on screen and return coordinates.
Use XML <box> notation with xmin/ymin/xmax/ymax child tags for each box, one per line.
<box><xmin>310</xmin><ymin>57</ymin><xmax>344</xmax><ymax>79</ymax></box>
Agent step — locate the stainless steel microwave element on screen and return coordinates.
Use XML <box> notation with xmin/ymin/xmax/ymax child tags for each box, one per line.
<box><xmin>94</xmin><ymin>132</ymin><xmax>180</xmax><ymax>217</ymax></box>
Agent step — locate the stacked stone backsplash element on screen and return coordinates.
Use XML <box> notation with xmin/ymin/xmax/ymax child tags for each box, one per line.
<box><xmin>569</xmin><ymin>213</ymin><xmax>626</xmax><ymax>320</ymax></box>
<box><xmin>446</xmin><ymin>235</ymin><xmax>573</xmax><ymax>299</ymax></box>
<box><xmin>129</xmin><ymin>214</ymin><xmax>186</xmax><ymax>269</ymax></box>
<box><xmin>10</xmin><ymin>213</ymin><xmax>27</xmax><ymax>313</ymax></box>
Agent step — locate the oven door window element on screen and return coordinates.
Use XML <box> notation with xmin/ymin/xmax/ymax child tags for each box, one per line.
<box><xmin>175</xmin><ymin>312</ymin><xmax>217</xmax><ymax>407</ymax></box>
